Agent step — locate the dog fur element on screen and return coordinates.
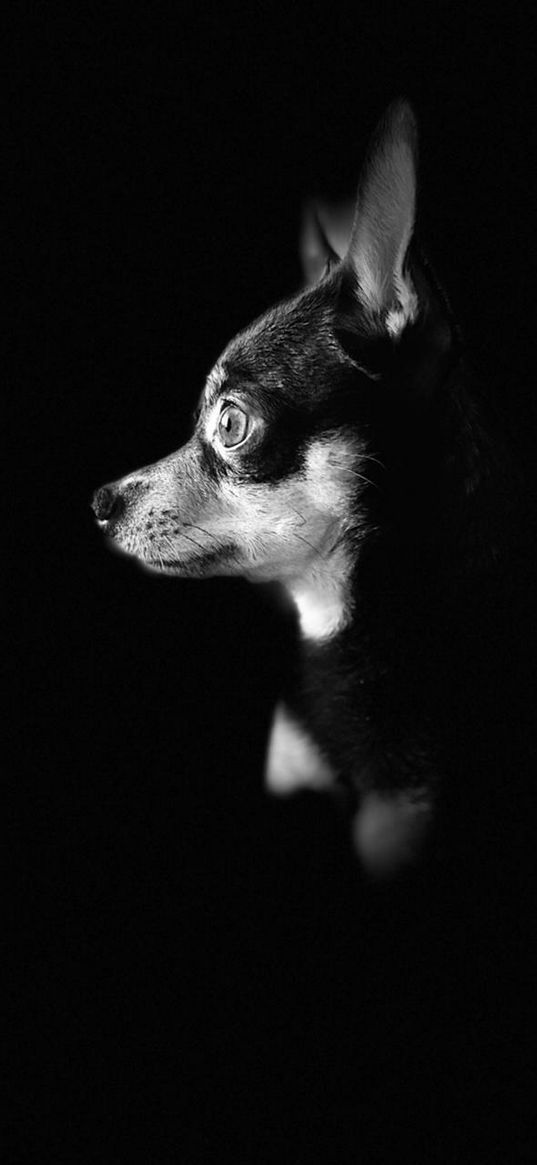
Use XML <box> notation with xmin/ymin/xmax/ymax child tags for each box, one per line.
<box><xmin>93</xmin><ymin>100</ymin><xmax>502</xmax><ymax>875</ymax></box>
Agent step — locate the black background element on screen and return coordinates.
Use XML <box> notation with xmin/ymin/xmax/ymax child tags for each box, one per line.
<box><xmin>9</xmin><ymin>4</ymin><xmax>536</xmax><ymax>1162</ymax></box>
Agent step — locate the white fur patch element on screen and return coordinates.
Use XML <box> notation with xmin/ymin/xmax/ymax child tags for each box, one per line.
<box><xmin>265</xmin><ymin>703</ymin><xmax>335</xmax><ymax>795</ymax></box>
<box><xmin>302</xmin><ymin>438</ymin><xmax>361</xmax><ymax>513</ymax></box>
<box><xmin>288</xmin><ymin>569</ymin><xmax>351</xmax><ymax>641</ymax></box>
<box><xmin>282</xmin><ymin>439</ymin><xmax>359</xmax><ymax>641</ymax></box>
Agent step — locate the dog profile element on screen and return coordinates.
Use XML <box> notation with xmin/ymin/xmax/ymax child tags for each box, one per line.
<box><xmin>93</xmin><ymin>100</ymin><xmax>500</xmax><ymax>875</ymax></box>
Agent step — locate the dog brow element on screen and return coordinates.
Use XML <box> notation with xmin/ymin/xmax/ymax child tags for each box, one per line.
<box><xmin>204</xmin><ymin>364</ymin><xmax>228</xmax><ymax>411</ymax></box>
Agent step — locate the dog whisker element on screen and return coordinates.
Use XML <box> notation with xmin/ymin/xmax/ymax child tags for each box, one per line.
<box><xmin>363</xmin><ymin>453</ymin><xmax>386</xmax><ymax>473</ymax></box>
<box><xmin>183</xmin><ymin>523</ymin><xmax>213</xmax><ymax>540</ymax></box>
<box><xmin>178</xmin><ymin>529</ymin><xmax>206</xmax><ymax>551</ymax></box>
<box><xmin>331</xmin><ymin>461</ymin><xmax>377</xmax><ymax>490</ymax></box>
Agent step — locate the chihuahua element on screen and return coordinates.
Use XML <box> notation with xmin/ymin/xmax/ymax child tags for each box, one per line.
<box><xmin>93</xmin><ymin>100</ymin><xmax>498</xmax><ymax>875</ymax></box>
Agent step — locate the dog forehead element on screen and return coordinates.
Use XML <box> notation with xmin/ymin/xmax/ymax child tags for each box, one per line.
<box><xmin>216</xmin><ymin>285</ymin><xmax>342</xmax><ymax>392</ymax></box>
<box><xmin>235</xmin><ymin>290</ymin><xmax>334</xmax><ymax>357</ymax></box>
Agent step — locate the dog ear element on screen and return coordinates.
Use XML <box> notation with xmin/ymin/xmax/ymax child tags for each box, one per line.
<box><xmin>299</xmin><ymin>202</ymin><xmax>343</xmax><ymax>286</ymax></box>
<box><xmin>345</xmin><ymin>100</ymin><xmax>419</xmax><ymax>337</ymax></box>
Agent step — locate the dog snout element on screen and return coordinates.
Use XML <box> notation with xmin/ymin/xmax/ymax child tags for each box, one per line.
<box><xmin>91</xmin><ymin>484</ymin><xmax>124</xmax><ymax>523</ymax></box>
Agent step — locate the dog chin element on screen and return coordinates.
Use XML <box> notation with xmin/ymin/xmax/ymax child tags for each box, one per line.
<box><xmin>104</xmin><ymin>524</ymin><xmax>242</xmax><ymax>578</ymax></box>
<box><xmin>139</xmin><ymin>552</ymin><xmax>239</xmax><ymax>579</ymax></box>
<box><xmin>138</xmin><ymin>556</ymin><xmax>202</xmax><ymax>578</ymax></box>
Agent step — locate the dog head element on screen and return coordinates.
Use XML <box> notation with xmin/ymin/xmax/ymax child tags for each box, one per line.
<box><xmin>93</xmin><ymin>100</ymin><xmax>456</xmax><ymax>594</ymax></box>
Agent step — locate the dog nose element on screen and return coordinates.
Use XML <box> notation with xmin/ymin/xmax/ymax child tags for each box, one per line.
<box><xmin>91</xmin><ymin>485</ymin><xmax>122</xmax><ymax>522</ymax></box>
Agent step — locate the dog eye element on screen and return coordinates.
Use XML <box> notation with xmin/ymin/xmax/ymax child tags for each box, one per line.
<box><xmin>218</xmin><ymin>404</ymin><xmax>249</xmax><ymax>448</ymax></box>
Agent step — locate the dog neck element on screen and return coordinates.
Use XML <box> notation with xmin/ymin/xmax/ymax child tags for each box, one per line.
<box><xmin>286</xmin><ymin>542</ymin><xmax>354</xmax><ymax>642</ymax></box>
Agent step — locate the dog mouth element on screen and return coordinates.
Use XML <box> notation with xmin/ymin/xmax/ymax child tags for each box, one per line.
<box><xmin>141</xmin><ymin>544</ymin><xmax>240</xmax><ymax>577</ymax></box>
<box><xmin>94</xmin><ymin>504</ymin><xmax>239</xmax><ymax>576</ymax></box>
<box><xmin>146</xmin><ymin>556</ymin><xmax>187</xmax><ymax>570</ymax></box>
<box><xmin>141</xmin><ymin>557</ymin><xmax>187</xmax><ymax>576</ymax></box>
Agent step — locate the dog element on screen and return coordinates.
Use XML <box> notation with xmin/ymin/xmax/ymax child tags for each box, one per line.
<box><xmin>93</xmin><ymin>100</ymin><xmax>501</xmax><ymax>875</ymax></box>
